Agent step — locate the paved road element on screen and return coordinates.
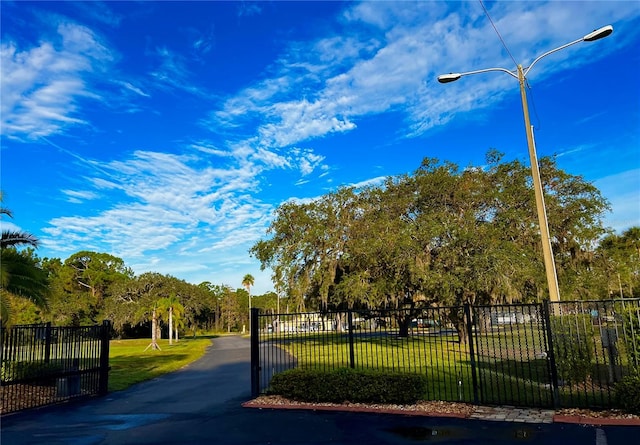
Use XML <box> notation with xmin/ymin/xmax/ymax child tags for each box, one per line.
<box><xmin>1</xmin><ymin>336</ymin><xmax>635</xmax><ymax>445</ymax></box>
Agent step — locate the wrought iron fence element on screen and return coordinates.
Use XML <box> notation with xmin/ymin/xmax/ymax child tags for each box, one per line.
<box><xmin>250</xmin><ymin>299</ymin><xmax>640</xmax><ymax>410</ymax></box>
<box><xmin>1</xmin><ymin>321</ymin><xmax>111</xmax><ymax>415</ymax></box>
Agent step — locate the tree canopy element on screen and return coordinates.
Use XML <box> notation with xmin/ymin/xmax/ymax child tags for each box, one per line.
<box><xmin>252</xmin><ymin>152</ymin><xmax>632</xmax><ymax>313</ymax></box>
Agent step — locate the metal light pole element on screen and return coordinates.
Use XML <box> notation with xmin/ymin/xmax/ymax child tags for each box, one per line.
<box><xmin>437</xmin><ymin>25</ymin><xmax>613</xmax><ymax>303</ymax></box>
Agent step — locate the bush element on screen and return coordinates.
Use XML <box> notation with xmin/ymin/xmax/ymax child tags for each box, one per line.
<box><xmin>550</xmin><ymin>315</ymin><xmax>594</xmax><ymax>384</ymax></box>
<box><xmin>267</xmin><ymin>367</ymin><xmax>427</xmax><ymax>404</ymax></box>
<box><xmin>1</xmin><ymin>360</ymin><xmax>64</xmax><ymax>384</ymax></box>
<box><xmin>614</xmin><ymin>372</ymin><xmax>640</xmax><ymax>414</ymax></box>
<box><xmin>618</xmin><ymin>306</ymin><xmax>640</xmax><ymax>370</ymax></box>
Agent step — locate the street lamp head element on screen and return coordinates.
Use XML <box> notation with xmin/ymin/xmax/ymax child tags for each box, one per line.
<box><xmin>583</xmin><ymin>25</ymin><xmax>613</xmax><ymax>42</ymax></box>
<box><xmin>437</xmin><ymin>73</ymin><xmax>462</xmax><ymax>83</ymax></box>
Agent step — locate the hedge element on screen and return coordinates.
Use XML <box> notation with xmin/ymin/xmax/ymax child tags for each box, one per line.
<box><xmin>267</xmin><ymin>367</ymin><xmax>428</xmax><ymax>404</ymax></box>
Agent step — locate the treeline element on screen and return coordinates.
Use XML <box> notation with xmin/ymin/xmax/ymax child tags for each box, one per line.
<box><xmin>252</xmin><ymin>152</ymin><xmax>640</xmax><ymax>312</ymax></box>
<box><xmin>2</xmin><ymin>153</ymin><xmax>639</xmax><ymax>335</ymax></box>
<box><xmin>3</xmin><ymin>249</ymin><xmax>283</xmax><ymax>337</ymax></box>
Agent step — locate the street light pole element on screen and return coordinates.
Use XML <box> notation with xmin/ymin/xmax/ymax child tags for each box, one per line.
<box><xmin>517</xmin><ymin>64</ymin><xmax>560</xmax><ymax>303</ymax></box>
<box><xmin>437</xmin><ymin>25</ymin><xmax>613</xmax><ymax>303</ymax></box>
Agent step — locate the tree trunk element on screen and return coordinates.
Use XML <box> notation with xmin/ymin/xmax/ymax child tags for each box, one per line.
<box><xmin>335</xmin><ymin>313</ymin><xmax>343</xmax><ymax>332</ymax></box>
<box><xmin>168</xmin><ymin>307</ymin><xmax>173</xmax><ymax>345</ymax></box>
<box><xmin>448</xmin><ymin>307</ymin><xmax>468</xmax><ymax>344</ymax></box>
<box><xmin>397</xmin><ymin>314</ymin><xmax>411</xmax><ymax>338</ymax></box>
<box><xmin>145</xmin><ymin>308</ymin><xmax>161</xmax><ymax>351</ymax></box>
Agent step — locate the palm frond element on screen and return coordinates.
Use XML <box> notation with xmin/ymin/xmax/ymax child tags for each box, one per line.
<box><xmin>0</xmin><ymin>206</ymin><xmax>13</xmax><ymax>218</ymax></box>
<box><xmin>0</xmin><ymin>249</ymin><xmax>50</xmax><ymax>310</ymax></box>
<box><xmin>1</xmin><ymin>230</ymin><xmax>40</xmax><ymax>249</ymax></box>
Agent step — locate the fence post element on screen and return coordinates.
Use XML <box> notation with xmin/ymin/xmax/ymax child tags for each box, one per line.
<box><xmin>44</xmin><ymin>322</ymin><xmax>52</xmax><ymax>364</ymax></box>
<box><xmin>99</xmin><ymin>320</ymin><xmax>111</xmax><ymax>396</ymax></box>
<box><xmin>542</xmin><ymin>300</ymin><xmax>560</xmax><ymax>408</ymax></box>
<box><xmin>464</xmin><ymin>304</ymin><xmax>479</xmax><ymax>404</ymax></box>
<box><xmin>347</xmin><ymin>310</ymin><xmax>355</xmax><ymax>369</ymax></box>
<box><xmin>250</xmin><ymin>308</ymin><xmax>261</xmax><ymax>397</ymax></box>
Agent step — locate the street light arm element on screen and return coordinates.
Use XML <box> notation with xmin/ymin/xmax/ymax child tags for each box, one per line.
<box><xmin>438</xmin><ymin>67</ymin><xmax>517</xmax><ymax>83</ymax></box>
<box><xmin>523</xmin><ymin>25</ymin><xmax>613</xmax><ymax>77</ymax></box>
<box><xmin>522</xmin><ymin>37</ymin><xmax>583</xmax><ymax>77</ymax></box>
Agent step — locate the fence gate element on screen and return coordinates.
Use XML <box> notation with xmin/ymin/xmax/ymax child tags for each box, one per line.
<box><xmin>1</xmin><ymin>320</ymin><xmax>111</xmax><ymax>415</ymax></box>
<box><xmin>468</xmin><ymin>303</ymin><xmax>555</xmax><ymax>408</ymax></box>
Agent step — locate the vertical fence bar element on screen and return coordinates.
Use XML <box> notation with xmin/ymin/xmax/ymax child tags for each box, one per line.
<box><xmin>347</xmin><ymin>310</ymin><xmax>355</xmax><ymax>369</ymax></box>
<box><xmin>44</xmin><ymin>321</ymin><xmax>52</xmax><ymax>364</ymax></box>
<box><xmin>250</xmin><ymin>308</ymin><xmax>260</xmax><ymax>397</ymax></box>
<box><xmin>542</xmin><ymin>300</ymin><xmax>560</xmax><ymax>408</ymax></box>
<box><xmin>464</xmin><ymin>304</ymin><xmax>479</xmax><ymax>404</ymax></box>
<box><xmin>98</xmin><ymin>320</ymin><xmax>111</xmax><ymax>396</ymax></box>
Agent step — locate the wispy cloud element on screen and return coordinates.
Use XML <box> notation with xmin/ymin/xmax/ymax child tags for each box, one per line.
<box><xmin>211</xmin><ymin>1</ymin><xmax>640</xmax><ymax>152</ymax></box>
<box><xmin>237</xmin><ymin>2</ymin><xmax>262</xmax><ymax>18</ymax></box>
<box><xmin>1</xmin><ymin>18</ymin><xmax>114</xmax><ymax>139</ymax></box>
<box><xmin>71</xmin><ymin>1</ymin><xmax>123</xmax><ymax>28</ymax></box>
<box><xmin>149</xmin><ymin>46</ymin><xmax>211</xmax><ymax>97</ymax></box>
<box><xmin>115</xmin><ymin>80</ymin><xmax>150</xmax><ymax>98</ymax></box>
<box><xmin>350</xmin><ymin>176</ymin><xmax>387</xmax><ymax>189</ymax></box>
<box><xmin>41</xmin><ymin>149</ymin><xmax>275</xmax><ymax>266</ymax></box>
<box><xmin>61</xmin><ymin>189</ymin><xmax>100</xmax><ymax>203</ymax></box>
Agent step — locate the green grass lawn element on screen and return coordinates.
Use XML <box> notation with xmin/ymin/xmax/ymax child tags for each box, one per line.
<box><xmin>108</xmin><ymin>337</ymin><xmax>214</xmax><ymax>391</ymax></box>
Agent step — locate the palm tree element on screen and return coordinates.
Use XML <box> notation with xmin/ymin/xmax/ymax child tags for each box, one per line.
<box><xmin>157</xmin><ymin>294</ymin><xmax>184</xmax><ymax>345</ymax></box>
<box><xmin>1</xmin><ymin>193</ymin><xmax>49</xmax><ymax>323</ymax></box>
<box><xmin>142</xmin><ymin>301</ymin><xmax>162</xmax><ymax>351</ymax></box>
<box><xmin>242</xmin><ymin>274</ymin><xmax>255</xmax><ymax>333</ymax></box>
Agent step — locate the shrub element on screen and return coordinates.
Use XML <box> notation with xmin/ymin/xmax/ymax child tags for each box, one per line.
<box><xmin>614</xmin><ymin>372</ymin><xmax>640</xmax><ymax>414</ymax></box>
<box><xmin>618</xmin><ymin>306</ymin><xmax>640</xmax><ymax>370</ymax></box>
<box><xmin>1</xmin><ymin>360</ymin><xmax>64</xmax><ymax>384</ymax></box>
<box><xmin>550</xmin><ymin>315</ymin><xmax>594</xmax><ymax>384</ymax></box>
<box><xmin>267</xmin><ymin>367</ymin><xmax>427</xmax><ymax>404</ymax></box>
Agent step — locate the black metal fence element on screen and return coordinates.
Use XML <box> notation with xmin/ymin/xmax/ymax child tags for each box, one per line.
<box><xmin>1</xmin><ymin>320</ymin><xmax>111</xmax><ymax>415</ymax></box>
<box><xmin>250</xmin><ymin>299</ymin><xmax>640</xmax><ymax>409</ymax></box>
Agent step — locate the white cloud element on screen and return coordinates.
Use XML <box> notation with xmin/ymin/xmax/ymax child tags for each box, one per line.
<box><xmin>61</xmin><ymin>189</ymin><xmax>100</xmax><ymax>202</ymax></box>
<box><xmin>41</xmin><ymin>150</ymin><xmax>275</xmax><ymax>269</ymax></box>
<box><xmin>1</xmin><ymin>21</ymin><xmax>114</xmax><ymax>139</ymax></box>
<box><xmin>116</xmin><ymin>81</ymin><xmax>150</xmax><ymax>98</ymax></box>
<box><xmin>350</xmin><ymin>176</ymin><xmax>387</xmax><ymax>189</ymax></box>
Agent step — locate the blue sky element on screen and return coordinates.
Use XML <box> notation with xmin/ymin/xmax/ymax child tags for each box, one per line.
<box><xmin>2</xmin><ymin>1</ymin><xmax>639</xmax><ymax>295</ymax></box>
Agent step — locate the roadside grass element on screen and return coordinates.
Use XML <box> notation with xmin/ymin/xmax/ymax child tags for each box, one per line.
<box><xmin>108</xmin><ymin>337</ymin><xmax>215</xmax><ymax>392</ymax></box>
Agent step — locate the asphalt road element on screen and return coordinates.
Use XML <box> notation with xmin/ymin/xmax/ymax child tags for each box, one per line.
<box><xmin>1</xmin><ymin>336</ymin><xmax>635</xmax><ymax>445</ymax></box>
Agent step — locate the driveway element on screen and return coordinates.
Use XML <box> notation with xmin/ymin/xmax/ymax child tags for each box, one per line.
<box><xmin>1</xmin><ymin>336</ymin><xmax>634</xmax><ymax>445</ymax></box>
